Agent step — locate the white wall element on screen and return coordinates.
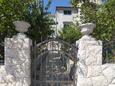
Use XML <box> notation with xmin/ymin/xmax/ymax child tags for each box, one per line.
<box><xmin>55</xmin><ymin>8</ymin><xmax>78</xmax><ymax>33</ymax></box>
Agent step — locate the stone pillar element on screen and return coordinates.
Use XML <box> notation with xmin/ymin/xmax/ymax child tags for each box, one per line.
<box><xmin>5</xmin><ymin>21</ymin><xmax>32</xmax><ymax>86</ymax></box>
<box><xmin>76</xmin><ymin>23</ymin><xmax>106</xmax><ymax>86</ymax></box>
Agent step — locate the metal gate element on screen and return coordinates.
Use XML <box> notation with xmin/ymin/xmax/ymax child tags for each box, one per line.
<box><xmin>31</xmin><ymin>39</ymin><xmax>78</xmax><ymax>86</ymax></box>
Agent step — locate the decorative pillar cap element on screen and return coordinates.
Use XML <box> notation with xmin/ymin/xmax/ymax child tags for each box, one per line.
<box><xmin>13</xmin><ymin>21</ymin><xmax>31</xmax><ymax>33</ymax></box>
<box><xmin>80</xmin><ymin>23</ymin><xmax>96</xmax><ymax>35</ymax></box>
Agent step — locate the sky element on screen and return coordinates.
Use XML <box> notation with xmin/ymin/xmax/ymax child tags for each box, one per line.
<box><xmin>44</xmin><ymin>0</ymin><xmax>71</xmax><ymax>14</ymax></box>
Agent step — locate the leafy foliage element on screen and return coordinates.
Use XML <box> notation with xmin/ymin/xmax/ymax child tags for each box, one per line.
<box><xmin>71</xmin><ymin>0</ymin><xmax>115</xmax><ymax>62</ymax></box>
<box><xmin>0</xmin><ymin>0</ymin><xmax>53</xmax><ymax>42</ymax></box>
<box><xmin>93</xmin><ymin>0</ymin><xmax>115</xmax><ymax>41</ymax></box>
<box><xmin>25</xmin><ymin>0</ymin><xmax>53</xmax><ymax>42</ymax></box>
<box><xmin>72</xmin><ymin>0</ymin><xmax>115</xmax><ymax>41</ymax></box>
<box><xmin>0</xmin><ymin>0</ymin><xmax>53</xmax><ymax>59</ymax></box>
<box><xmin>80</xmin><ymin>2</ymin><xmax>98</xmax><ymax>23</ymax></box>
<box><xmin>59</xmin><ymin>25</ymin><xmax>81</xmax><ymax>44</ymax></box>
<box><xmin>103</xmin><ymin>41</ymin><xmax>115</xmax><ymax>63</ymax></box>
<box><xmin>71</xmin><ymin>0</ymin><xmax>90</xmax><ymax>7</ymax></box>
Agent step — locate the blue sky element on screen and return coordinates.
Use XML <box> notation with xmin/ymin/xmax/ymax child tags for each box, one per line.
<box><xmin>44</xmin><ymin>0</ymin><xmax>70</xmax><ymax>14</ymax></box>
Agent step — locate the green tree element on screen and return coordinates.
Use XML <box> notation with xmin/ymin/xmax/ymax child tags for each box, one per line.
<box><xmin>0</xmin><ymin>0</ymin><xmax>53</xmax><ymax>42</ymax></box>
<box><xmin>59</xmin><ymin>25</ymin><xmax>81</xmax><ymax>44</ymax></box>
<box><xmin>80</xmin><ymin>2</ymin><xmax>98</xmax><ymax>23</ymax></box>
<box><xmin>71</xmin><ymin>0</ymin><xmax>115</xmax><ymax>63</ymax></box>
<box><xmin>0</xmin><ymin>0</ymin><xmax>53</xmax><ymax>59</ymax></box>
<box><xmin>25</xmin><ymin>0</ymin><xmax>53</xmax><ymax>42</ymax></box>
<box><xmin>71</xmin><ymin>0</ymin><xmax>115</xmax><ymax>41</ymax></box>
<box><xmin>71</xmin><ymin>0</ymin><xmax>90</xmax><ymax>8</ymax></box>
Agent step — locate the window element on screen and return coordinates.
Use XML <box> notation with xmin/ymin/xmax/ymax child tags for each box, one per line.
<box><xmin>63</xmin><ymin>10</ymin><xmax>72</xmax><ymax>15</ymax></box>
<box><xmin>101</xmin><ymin>0</ymin><xmax>107</xmax><ymax>3</ymax></box>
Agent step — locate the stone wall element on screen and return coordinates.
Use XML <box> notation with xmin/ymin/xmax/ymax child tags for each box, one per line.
<box><xmin>76</xmin><ymin>35</ymin><xmax>115</xmax><ymax>86</ymax></box>
<box><xmin>0</xmin><ymin>22</ymin><xmax>115</xmax><ymax>86</ymax></box>
<box><xmin>0</xmin><ymin>34</ymin><xmax>32</xmax><ymax>86</ymax></box>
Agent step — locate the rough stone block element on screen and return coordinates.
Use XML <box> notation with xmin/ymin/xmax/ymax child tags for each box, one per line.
<box><xmin>112</xmin><ymin>79</ymin><xmax>115</xmax><ymax>84</ymax></box>
<box><xmin>0</xmin><ymin>83</ymin><xmax>8</xmax><ymax>86</ymax></box>
<box><xmin>5</xmin><ymin>38</ymin><xmax>32</xmax><ymax>49</ymax></box>
<box><xmin>77</xmin><ymin>61</ymin><xmax>87</xmax><ymax>78</ymax></box>
<box><xmin>92</xmin><ymin>76</ymin><xmax>108</xmax><ymax>86</ymax></box>
<box><xmin>87</xmin><ymin>66</ymin><xmax>102</xmax><ymax>77</ymax></box>
<box><xmin>102</xmin><ymin>64</ymin><xmax>115</xmax><ymax>84</ymax></box>
<box><xmin>1</xmin><ymin>35</ymin><xmax>32</xmax><ymax>86</ymax></box>
<box><xmin>77</xmin><ymin>77</ymin><xmax>92</xmax><ymax>86</ymax></box>
<box><xmin>85</xmin><ymin>45</ymin><xmax>102</xmax><ymax>66</ymax></box>
<box><xmin>108</xmin><ymin>84</ymin><xmax>115</xmax><ymax>86</ymax></box>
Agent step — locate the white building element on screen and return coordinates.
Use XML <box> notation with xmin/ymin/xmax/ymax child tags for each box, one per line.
<box><xmin>52</xmin><ymin>6</ymin><xmax>79</xmax><ymax>36</ymax></box>
<box><xmin>51</xmin><ymin>0</ymin><xmax>107</xmax><ymax>36</ymax></box>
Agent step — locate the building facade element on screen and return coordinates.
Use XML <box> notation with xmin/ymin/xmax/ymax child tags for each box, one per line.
<box><xmin>52</xmin><ymin>6</ymin><xmax>79</xmax><ymax>36</ymax></box>
<box><xmin>52</xmin><ymin>0</ymin><xmax>107</xmax><ymax>36</ymax></box>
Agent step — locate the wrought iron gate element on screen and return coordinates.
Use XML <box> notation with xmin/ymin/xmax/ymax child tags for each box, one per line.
<box><xmin>31</xmin><ymin>39</ymin><xmax>78</xmax><ymax>86</ymax></box>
